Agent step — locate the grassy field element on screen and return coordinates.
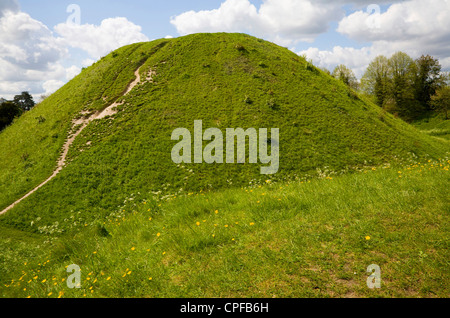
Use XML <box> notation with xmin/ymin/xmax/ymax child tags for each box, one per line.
<box><xmin>1</xmin><ymin>159</ymin><xmax>448</xmax><ymax>298</ymax></box>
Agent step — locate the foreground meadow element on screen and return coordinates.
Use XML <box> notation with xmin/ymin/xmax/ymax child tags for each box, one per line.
<box><xmin>1</xmin><ymin>159</ymin><xmax>449</xmax><ymax>298</ymax></box>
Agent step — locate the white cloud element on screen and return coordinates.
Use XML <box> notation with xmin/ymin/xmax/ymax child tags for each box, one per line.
<box><xmin>337</xmin><ymin>0</ymin><xmax>450</xmax><ymax>65</ymax></box>
<box><xmin>338</xmin><ymin>0</ymin><xmax>450</xmax><ymax>43</ymax></box>
<box><xmin>0</xmin><ymin>6</ymin><xmax>149</xmax><ymax>99</ymax></box>
<box><xmin>65</xmin><ymin>65</ymin><xmax>81</xmax><ymax>80</ymax></box>
<box><xmin>43</xmin><ymin>80</ymin><xmax>66</xmax><ymax>95</ymax></box>
<box><xmin>299</xmin><ymin>44</ymin><xmax>390</xmax><ymax>78</ymax></box>
<box><xmin>0</xmin><ymin>0</ymin><xmax>19</xmax><ymax>16</ymax></box>
<box><xmin>82</xmin><ymin>59</ymin><xmax>96</xmax><ymax>68</ymax></box>
<box><xmin>301</xmin><ymin>0</ymin><xmax>450</xmax><ymax>78</ymax></box>
<box><xmin>0</xmin><ymin>11</ymin><xmax>67</xmax><ymax>71</ymax></box>
<box><xmin>171</xmin><ymin>0</ymin><xmax>259</xmax><ymax>35</ymax></box>
<box><xmin>0</xmin><ymin>9</ymin><xmax>68</xmax><ymax>99</ymax></box>
<box><xmin>54</xmin><ymin>17</ymin><xmax>149</xmax><ymax>59</ymax></box>
<box><xmin>171</xmin><ymin>0</ymin><xmax>342</xmax><ymax>45</ymax></box>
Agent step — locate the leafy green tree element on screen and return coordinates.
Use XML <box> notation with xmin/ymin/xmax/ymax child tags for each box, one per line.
<box><xmin>0</xmin><ymin>101</ymin><xmax>22</xmax><ymax>131</ymax></box>
<box><xmin>361</xmin><ymin>55</ymin><xmax>389</xmax><ymax>107</ymax></box>
<box><xmin>414</xmin><ymin>55</ymin><xmax>444</xmax><ymax>111</ymax></box>
<box><xmin>431</xmin><ymin>86</ymin><xmax>450</xmax><ymax>119</ymax></box>
<box><xmin>385</xmin><ymin>52</ymin><xmax>422</xmax><ymax>121</ymax></box>
<box><xmin>13</xmin><ymin>91</ymin><xmax>35</xmax><ymax>111</ymax></box>
<box><xmin>362</xmin><ymin>53</ymin><xmax>446</xmax><ymax>121</ymax></box>
<box><xmin>332</xmin><ymin>64</ymin><xmax>358</xmax><ymax>90</ymax></box>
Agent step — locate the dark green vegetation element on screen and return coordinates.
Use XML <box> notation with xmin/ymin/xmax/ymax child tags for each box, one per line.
<box><xmin>360</xmin><ymin>53</ymin><xmax>449</xmax><ymax>122</ymax></box>
<box><xmin>0</xmin><ymin>92</ymin><xmax>36</xmax><ymax>131</ymax></box>
<box><xmin>0</xmin><ymin>33</ymin><xmax>449</xmax><ymax>298</ymax></box>
<box><xmin>0</xmin><ymin>101</ymin><xmax>22</xmax><ymax>131</ymax></box>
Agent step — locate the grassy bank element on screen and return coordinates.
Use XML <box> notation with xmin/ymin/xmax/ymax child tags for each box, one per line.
<box><xmin>1</xmin><ymin>159</ymin><xmax>448</xmax><ymax>298</ymax></box>
<box><xmin>1</xmin><ymin>34</ymin><xmax>449</xmax><ymax>233</ymax></box>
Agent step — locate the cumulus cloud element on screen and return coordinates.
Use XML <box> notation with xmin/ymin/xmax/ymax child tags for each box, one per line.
<box><xmin>42</xmin><ymin>79</ymin><xmax>66</xmax><ymax>95</ymax></box>
<box><xmin>299</xmin><ymin>44</ymin><xmax>392</xmax><ymax>78</ymax></box>
<box><xmin>65</xmin><ymin>65</ymin><xmax>81</xmax><ymax>81</ymax></box>
<box><xmin>54</xmin><ymin>17</ymin><xmax>149</xmax><ymax>59</ymax></box>
<box><xmin>171</xmin><ymin>0</ymin><xmax>259</xmax><ymax>35</ymax></box>
<box><xmin>0</xmin><ymin>11</ymin><xmax>67</xmax><ymax>71</ymax></box>
<box><xmin>0</xmin><ymin>4</ymin><xmax>149</xmax><ymax>99</ymax></box>
<box><xmin>0</xmin><ymin>0</ymin><xmax>19</xmax><ymax>16</ymax></box>
<box><xmin>337</xmin><ymin>0</ymin><xmax>450</xmax><ymax>43</ymax></box>
<box><xmin>301</xmin><ymin>0</ymin><xmax>450</xmax><ymax>78</ymax></box>
<box><xmin>0</xmin><ymin>7</ymin><xmax>68</xmax><ymax>99</ymax></box>
<box><xmin>171</xmin><ymin>0</ymin><xmax>343</xmax><ymax>45</ymax></box>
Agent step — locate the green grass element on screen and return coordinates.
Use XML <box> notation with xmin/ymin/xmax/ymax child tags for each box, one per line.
<box><xmin>1</xmin><ymin>160</ymin><xmax>448</xmax><ymax>298</ymax></box>
<box><xmin>412</xmin><ymin>114</ymin><xmax>450</xmax><ymax>140</ymax></box>
<box><xmin>0</xmin><ymin>33</ymin><xmax>448</xmax><ymax>234</ymax></box>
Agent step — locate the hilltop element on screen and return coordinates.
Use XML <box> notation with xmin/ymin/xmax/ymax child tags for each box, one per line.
<box><xmin>0</xmin><ymin>33</ymin><xmax>448</xmax><ymax>232</ymax></box>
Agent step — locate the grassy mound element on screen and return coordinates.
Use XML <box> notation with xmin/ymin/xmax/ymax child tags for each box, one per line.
<box><xmin>0</xmin><ymin>33</ymin><xmax>448</xmax><ymax>232</ymax></box>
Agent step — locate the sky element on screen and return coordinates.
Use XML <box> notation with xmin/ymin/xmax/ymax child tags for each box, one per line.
<box><xmin>1</xmin><ymin>0</ymin><xmax>449</xmax><ymax>100</ymax></box>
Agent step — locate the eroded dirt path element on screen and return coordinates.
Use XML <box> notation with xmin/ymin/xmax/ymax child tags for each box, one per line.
<box><xmin>0</xmin><ymin>66</ymin><xmax>144</xmax><ymax>216</ymax></box>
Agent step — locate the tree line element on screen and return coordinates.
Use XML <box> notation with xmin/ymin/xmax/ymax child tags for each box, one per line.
<box><xmin>329</xmin><ymin>52</ymin><xmax>450</xmax><ymax>122</ymax></box>
<box><xmin>0</xmin><ymin>92</ymin><xmax>36</xmax><ymax>131</ymax></box>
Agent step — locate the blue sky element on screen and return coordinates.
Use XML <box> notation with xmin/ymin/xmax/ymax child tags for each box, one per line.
<box><xmin>19</xmin><ymin>0</ymin><xmax>205</xmax><ymax>38</ymax></box>
<box><xmin>1</xmin><ymin>0</ymin><xmax>449</xmax><ymax>99</ymax></box>
<box><xmin>19</xmin><ymin>0</ymin><xmax>368</xmax><ymax>51</ymax></box>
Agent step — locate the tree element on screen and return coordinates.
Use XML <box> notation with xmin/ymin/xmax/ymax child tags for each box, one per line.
<box><xmin>361</xmin><ymin>55</ymin><xmax>389</xmax><ymax>107</ymax></box>
<box><xmin>332</xmin><ymin>64</ymin><xmax>359</xmax><ymax>90</ymax></box>
<box><xmin>431</xmin><ymin>86</ymin><xmax>450</xmax><ymax>119</ymax></box>
<box><xmin>385</xmin><ymin>51</ymin><xmax>421</xmax><ymax>121</ymax></box>
<box><xmin>13</xmin><ymin>91</ymin><xmax>35</xmax><ymax>111</ymax></box>
<box><xmin>414</xmin><ymin>55</ymin><xmax>444</xmax><ymax>111</ymax></box>
<box><xmin>0</xmin><ymin>101</ymin><xmax>22</xmax><ymax>131</ymax></box>
<box><xmin>361</xmin><ymin>53</ymin><xmax>446</xmax><ymax>121</ymax></box>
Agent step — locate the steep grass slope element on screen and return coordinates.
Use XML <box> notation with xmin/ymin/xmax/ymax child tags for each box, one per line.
<box><xmin>0</xmin><ymin>33</ymin><xmax>448</xmax><ymax>232</ymax></box>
